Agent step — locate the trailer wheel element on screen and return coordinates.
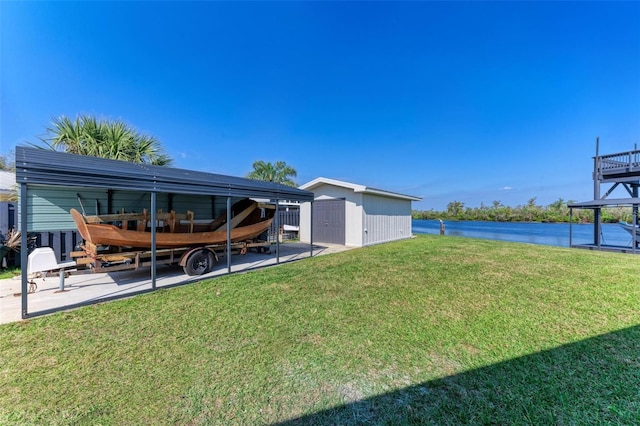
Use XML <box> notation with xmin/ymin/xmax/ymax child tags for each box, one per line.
<box><xmin>183</xmin><ymin>249</ymin><xmax>215</xmax><ymax>276</ymax></box>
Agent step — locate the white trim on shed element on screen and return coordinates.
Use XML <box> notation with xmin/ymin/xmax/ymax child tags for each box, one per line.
<box><xmin>299</xmin><ymin>177</ymin><xmax>421</xmax><ymax>247</ymax></box>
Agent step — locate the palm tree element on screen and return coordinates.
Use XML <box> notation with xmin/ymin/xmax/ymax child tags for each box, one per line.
<box><xmin>247</xmin><ymin>160</ymin><xmax>297</xmax><ymax>187</ymax></box>
<box><xmin>446</xmin><ymin>200</ymin><xmax>465</xmax><ymax>217</ymax></box>
<box><xmin>39</xmin><ymin>115</ymin><xmax>173</xmax><ymax>166</ymax></box>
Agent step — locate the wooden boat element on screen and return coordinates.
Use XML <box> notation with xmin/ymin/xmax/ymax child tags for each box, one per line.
<box><xmin>70</xmin><ymin>199</ymin><xmax>274</xmax><ymax>252</ymax></box>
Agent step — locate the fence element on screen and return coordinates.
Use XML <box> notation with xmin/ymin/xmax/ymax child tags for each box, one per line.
<box><xmin>269</xmin><ymin>207</ymin><xmax>300</xmax><ymax>241</ymax></box>
<box><xmin>2</xmin><ymin>201</ymin><xmax>80</xmax><ymax>266</ymax></box>
<box><xmin>0</xmin><ymin>201</ymin><xmax>16</xmax><ymax>234</ymax></box>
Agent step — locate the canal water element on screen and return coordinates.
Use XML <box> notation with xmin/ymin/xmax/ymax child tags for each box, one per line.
<box><xmin>412</xmin><ymin>220</ymin><xmax>634</xmax><ymax>248</ymax></box>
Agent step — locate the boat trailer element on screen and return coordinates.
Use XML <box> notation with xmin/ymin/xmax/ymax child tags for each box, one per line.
<box><xmin>70</xmin><ymin>239</ymin><xmax>271</xmax><ymax>276</ymax></box>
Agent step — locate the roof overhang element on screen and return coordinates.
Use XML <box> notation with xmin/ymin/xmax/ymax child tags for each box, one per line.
<box><xmin>300</xmin><ymin>177</ymin><xmax>422</xmax><ymax>201</ymax></box>
<box><xmin>568</xmin><ymin>198</ymin><xmax>640</xmax><ymax>208</ymax></box>
<box><xmin>15</xmin><ymin>147</ymin><xmax>314</xmax><ymax>202</ymax></box>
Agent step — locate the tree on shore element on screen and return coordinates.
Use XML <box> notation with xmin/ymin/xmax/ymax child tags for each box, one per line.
<box><xmin>247</xmin><ymin>161</ymin><xmax>297</xmax><ymax>187</ymax></box>
<box><xmin>38</xmin><ymin>115</ymin><xmax>173</xmax><ymax>165</ymax></box>
<box><xmin>446</xmin><ymin>201</ymin><xmax>465</xmax><ymax>218</ymax></box>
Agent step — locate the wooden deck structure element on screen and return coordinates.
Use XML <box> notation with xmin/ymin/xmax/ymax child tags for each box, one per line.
<box><xmin>569</xmin><ymin>138</ymin><xmax>640</xmax><ymax>253</ymax></box>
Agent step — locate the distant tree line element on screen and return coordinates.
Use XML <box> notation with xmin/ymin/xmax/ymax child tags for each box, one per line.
<box><xmin>412</xmin><ymin>198</ymin><xmax>634</xmax><ymax>224</ymax></box>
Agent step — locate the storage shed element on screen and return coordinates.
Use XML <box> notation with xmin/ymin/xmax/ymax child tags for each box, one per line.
<box><xmin>299</xmin><ymin>177</ymin><xmax>421</xmax><ymax>247</ymax></box>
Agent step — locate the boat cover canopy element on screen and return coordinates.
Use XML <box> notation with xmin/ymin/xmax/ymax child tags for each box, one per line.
<box><xmin>15</xmin><ymin>147</ymin><xmax>314</xmax><ymax>202</ymax></box>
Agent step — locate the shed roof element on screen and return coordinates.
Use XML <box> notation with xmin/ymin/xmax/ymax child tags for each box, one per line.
<box><xmin>300</xmin><ymin>177</ymin><xmax>422</xmax><ymax>201</ymax></box>
<box><xmin>15</xmin><ymin>147</ymin><xmax>314</xmax><ymax>201</ymax></box>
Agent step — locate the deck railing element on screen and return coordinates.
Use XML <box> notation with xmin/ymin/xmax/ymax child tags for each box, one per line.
<box><xmin>597</xmin><ymin>150</ymin><xmax>640</xmax><ymax>174</ymax></box>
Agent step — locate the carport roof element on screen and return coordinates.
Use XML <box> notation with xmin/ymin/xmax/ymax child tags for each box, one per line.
<box><xmin>15</xmin><ymin>146</ymin><xmax>314</xmax><ymax>201</ymax></box>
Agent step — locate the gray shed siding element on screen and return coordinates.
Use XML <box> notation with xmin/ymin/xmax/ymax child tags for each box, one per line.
<box><xmin>312</xmin><ymin>199</ymin><xmax>346</xmax><ymax>245</ymax></box>
<box><xmin>300</xmin><ymin>183</ymin><xmax>362</xmax><ymax>247</ymax></box>
<box><xmin>362</xmin><ymin>193</ymin><xmax>412</xmax><ymax>246</ymax></box>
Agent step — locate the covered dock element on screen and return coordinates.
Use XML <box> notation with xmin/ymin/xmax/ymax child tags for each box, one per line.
<box><xmin>569</xmin><ymin>140</ymin><xmax>640</xmax><ymax>254</ymax></box>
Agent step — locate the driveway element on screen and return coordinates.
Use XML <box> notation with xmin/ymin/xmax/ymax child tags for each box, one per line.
<box><xmin>0</xmin><ymin>242</ymin><xmax>352</xmax><ymax>324</ymax></box>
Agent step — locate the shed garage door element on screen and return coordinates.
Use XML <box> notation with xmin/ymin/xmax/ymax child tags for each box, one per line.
<box><xmin>313</xmin><ymin>199</ymin><xmax>345</xmax><ymax>245</ymax></box>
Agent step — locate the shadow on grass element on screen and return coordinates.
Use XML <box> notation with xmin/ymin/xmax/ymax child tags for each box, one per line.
<box><xmin>277</xmin><ymin>325</ymin><xmax>640</xmax><ymax>425</ymax></box>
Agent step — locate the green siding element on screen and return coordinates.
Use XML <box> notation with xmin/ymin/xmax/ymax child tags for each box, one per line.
<box><xmin>25</xmin><ymin>187</ymin><xmax>245</xmax><ymax>231</ymax></box>
<box><xmin>172</xmin><ymin>196</ymin><xmax>246</xmax><ymax>220</ymax></box>
<box><xmin>172</xmin><ymin>194</ymin><xmax>215</xmax><ymax>220</ymax></box>
<box><xmin>28</xmin><ymin>187</ymin><xmax>103</xmax><ymax>231</ymax></box>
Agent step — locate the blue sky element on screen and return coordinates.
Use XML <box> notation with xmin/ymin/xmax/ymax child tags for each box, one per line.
<box><xmin>2</xmin><ymin>1</ymin><xmax>639</xmax><ymax>211</ymax></box>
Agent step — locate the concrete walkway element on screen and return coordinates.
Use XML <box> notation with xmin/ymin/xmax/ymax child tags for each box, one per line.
<box><xmin>0</xmin><ymin>242</ymin><xmax>351</xmax><ymax>324</ymax></box>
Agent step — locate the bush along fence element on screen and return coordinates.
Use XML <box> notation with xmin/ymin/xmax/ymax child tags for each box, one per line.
<box><xmin>1</xmin><ymin>202</ymin><xmax>76</xmax><ymax>266</ymax></box>
<box><xmin>1</xmin><ymin>229</ymin><xmax>80</xmax><ymax>268</ymax></box>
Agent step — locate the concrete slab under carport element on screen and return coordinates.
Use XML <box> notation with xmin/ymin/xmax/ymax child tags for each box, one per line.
<box><xmin>0</xmin><ymin>242</ymin><xmax>351</xmax><ymax>325</ymax></box>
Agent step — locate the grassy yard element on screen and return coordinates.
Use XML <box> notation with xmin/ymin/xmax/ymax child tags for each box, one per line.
<box><xmin>1</xmin><ymin>235</ymin><xmax>639</xmax><ymax>425</ymax></box>
<box><xmin>0</xmin><ymin>266</ymin><xmax>20</xmax><ymax>280</ymax></box>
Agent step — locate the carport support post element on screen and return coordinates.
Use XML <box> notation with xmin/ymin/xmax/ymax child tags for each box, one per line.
<box><xmin>569</xmin><ymin>208</ymin><xmax>573</xmax><ymax>247</ymax></box>
<box><xmin>310</xmin><ymin>200</ymin><xmax>314</xmax><ymax>257</ymax></box>
<box><xmin>227</xmin><ymin>196</ymin><xmax>231</xmax><ymax>274</ymax></box>
<box><xmin>20</xmin><ymin>182</ymin><xmax>28</xmax><ymax>319</ymax></box>
<box><xmin>633</xmin><ymin>206</ymin><xmax>638</xmax><ymax>254</ymax></box>
<box><xmin>633</xmin><ymin>186</ymin><xmax>638</xmax><ymax>254</ymax></box>
<box><xmin>151</xmin><ymin>192</ymin><xmax>157</xmax><ymax>289</ymax></box>
<box><xmin>594</xmin><ymin>140</ymin><xmax>601</xmax><ymax>247</ymax></box>
<box><xmin>595</xmin><ymin>209</ymin><xmax>601</xmax><ymax>249</ymax></box>
<box><xmin>275</xmin><ymin>198</ymin><xmax>280</xmax><ymax>264</ymax></box>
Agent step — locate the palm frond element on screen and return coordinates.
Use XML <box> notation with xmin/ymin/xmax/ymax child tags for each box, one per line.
<box><xmin>34</xmin><ymin>114</ymin><xmax>173</xmax><ymax>166</ymax></box>
<box><xmin>247</xmin><ymin>160</ymin><xmax>297</xmax><ymax>186</ymax></box>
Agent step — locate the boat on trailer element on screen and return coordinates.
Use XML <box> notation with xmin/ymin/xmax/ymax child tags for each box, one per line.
<box><xmin>71</xmin><ymin>199</ymin><xmax>274</xmax><ymax>251</ymax></box>
<box><xmin>70</xmin><ymin>199</ymin><xmax>274</xmax><ymax>275</ymax></box>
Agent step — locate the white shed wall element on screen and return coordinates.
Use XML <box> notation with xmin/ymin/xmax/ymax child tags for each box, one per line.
<box><xmin>299</xmin><ymin>201</ymin><xmax>312</xmax><ymax>243</ymax></box>
<box><xmin>362</xmin><ymin>193</ymin><xmax>412</xmax><ymax>246</ymax></box>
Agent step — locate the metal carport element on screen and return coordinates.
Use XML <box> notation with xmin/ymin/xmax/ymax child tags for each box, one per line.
<box><xmin>15</xmin><ymin>146</ymin><xmax>315</xmax><ymax>319</ymax></box>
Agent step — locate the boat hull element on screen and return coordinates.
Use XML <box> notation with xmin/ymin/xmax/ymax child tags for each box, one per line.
<box><xmin>70</xmin><ymin>208</ymin><xmax>273</xmax><ymax>249</ymax></box>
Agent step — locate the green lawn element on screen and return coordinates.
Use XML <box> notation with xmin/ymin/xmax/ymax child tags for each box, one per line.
<box><xmin>1</xmin><ymin>235</ymin><xmax>639</xmax><ymax>425</ymax></box>
<box><xmin>0</xmin><ymin>266</ymin><xmax>20</xmax><ymax>280</ymax></box>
